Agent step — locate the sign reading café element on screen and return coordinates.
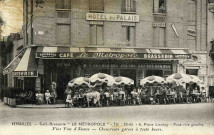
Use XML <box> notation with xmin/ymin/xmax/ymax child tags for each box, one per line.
<box><xmin>86</xmin><ymin>13</ymin><xmax>140</xmax><ymax>22</ymax></box>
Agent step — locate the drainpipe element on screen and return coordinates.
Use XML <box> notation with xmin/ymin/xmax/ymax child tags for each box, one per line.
<box><xmin>31</xmin><ymin>0</ymin><xmax>34</xmax><ymax>45</ymax></box>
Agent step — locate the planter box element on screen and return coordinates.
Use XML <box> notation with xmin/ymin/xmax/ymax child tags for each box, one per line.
<box><xmin>3</xmin><ymin>97</ymin><xmax>8</xmax><ymax>104</ymax></box>
<box><xmin>7</xmin><ymin>98</ymin><xmax>10</xmax><ymax>105</ymax></box>
<box><xmin>9</xmin><ymin>98</ymin><xmax>16</xmax><ymax>107</ymax></box>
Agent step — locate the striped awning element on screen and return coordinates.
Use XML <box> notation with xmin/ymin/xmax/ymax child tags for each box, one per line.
<box><xmin>3</xmin><ymin>49</ymin><xmax>25</xmax><ymax>75</ymax></box>
<box><xmin>36</xmin><ymin>47</ymin><xmax>191</xmax><ymax>60</ymax></box>
<box><xmin>13</xmin><ymin>47</ymin><xmax>38</xmax><ymax>77</ymax></box>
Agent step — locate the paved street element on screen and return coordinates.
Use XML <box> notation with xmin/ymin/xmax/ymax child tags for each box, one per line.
<box><xmin>0</xmin><ymin>102</ymin><xmax>214</xmax><ymax>135</ymax></box>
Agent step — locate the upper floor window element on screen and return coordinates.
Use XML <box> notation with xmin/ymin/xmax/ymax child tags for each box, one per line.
<box><xmin>122</xmin><ymin>0</ymin><xmax>136</xmax><ymax>13</ymax></box>
<box><xmin>153</xmin><ymin>0</ymin><xmax>166</xmax><ymax>13</ymax></box>
<box><xmin>56</xmin><ymin>0</ymin><xmax>71</xmax><ymax>10</ymax></box>
<box><xmin>56</xmin><ymin>24</ymin><xmax>71</xmax><ymax>45</ymax></box>
<box><xmin>89</xmin><ymin>0</ymin><xmax>104</xmax><ymax>12</ymax></box>
<box><xmin>122</xmin><ymin>25</ymin><xmax>135</xmax><ymax>46</ymax></box>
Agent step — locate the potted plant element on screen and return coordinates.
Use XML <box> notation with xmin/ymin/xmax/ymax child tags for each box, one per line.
<box><xmin>8</xmin><ymin>88</ymin><xmax>17</xmax><ymax>107</ymax></box>
<box><xmin>3</xmin><ymin>88</ymin><xmax>9</xmax><ymax>104</ymax></box>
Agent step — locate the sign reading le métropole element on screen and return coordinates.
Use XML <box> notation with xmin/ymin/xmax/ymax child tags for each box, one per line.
<box><xmin>36</xmin><ymin>52</ymin><xmax>191</xmax><ymax>59</ymax></box>
<box><xmin>86</xmin><ymin>13</ymin><xmax>140</xmax><ymax>22</ymax></box>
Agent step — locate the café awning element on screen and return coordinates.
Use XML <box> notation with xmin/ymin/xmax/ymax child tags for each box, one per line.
<box><xmin>3</xmin><ymin>49</ymin><xmax>25</xmax><ymax>75</ymax></box>
<box><xmin>36</xmin><ymin>46</ymin><xmax>191</xmax><ymax>60</ymax></box>
<box><xmin>13</xmin><ymin>47</ymin><xmax>38</xmax><ymax>77</ymax></box>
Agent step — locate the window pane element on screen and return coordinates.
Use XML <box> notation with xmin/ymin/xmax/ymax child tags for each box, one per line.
<box><xmin>89</xmin><ymin>0</ymin><xmax>104</xmax><ymax>11</ymax></box>
<box><xmin>56</xmin><ymin>0</ymin><xmax>63</xmax><ymax>9</ymax></box>
<box><xmin>122</xmin><ymin>0</ymin><xmax>136</xmax><ymax>12</ymax></box>
<box><xmin>56</xmin><ymin>0</ymin><xmax>71</xmax><ymax>9</ymax></box>
<box><xmin>64</xmin><ymin>0</ymin><xmax>71</xmax><ymax>9</ymax></box>
<box><xmin>154</xmin><ymin>0</ymin><xmax>166</xmax><ymax>13</ymax></box>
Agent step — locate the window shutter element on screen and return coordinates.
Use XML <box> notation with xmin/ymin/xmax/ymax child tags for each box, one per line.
<box><xmin>90</xmin><ymin>25</ymin><xmax>97</xmax><ymax>45</ymax></box>
<box><xmin>129</xmin><ymin>27</ymin><xmax>135</xmax><ymax>46</ymax></box>
<box><xmin>57</xmin><ymin>24</ymin><xmax>71</xmax><ymax>44</ymax></box>
<box><xmin>153</xmin><ymin>0</ymin><xmax>159</xmax><ymax>13</ymax></box>
<box><xmin>96</xmin><ymin>25</ymin><xmax>103</xmax><ymax>45</ymax></box>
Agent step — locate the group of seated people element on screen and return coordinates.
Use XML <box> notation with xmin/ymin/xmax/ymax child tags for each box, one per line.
<box><xmin>35</xmin><ymin>90</ymin><xmax>57</xmax><ymax>105</ymax></box>
<box><xmin>64</xmin><ymin>84</ymin><xmax>207</xmax><ymax>108</ymax></box>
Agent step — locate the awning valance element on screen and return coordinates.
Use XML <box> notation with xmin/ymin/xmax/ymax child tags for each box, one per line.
<box><xmin>36</xmin><ymin>47</ymin><xmax>191</xmax><ymax>60</ymax></box>
<box><xmin>13</xmin><ymin>47</ymin><xmax>38</xmax><ymax>77</ymax></box>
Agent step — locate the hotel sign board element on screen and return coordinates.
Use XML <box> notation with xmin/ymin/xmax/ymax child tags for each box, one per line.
<box><xmin>86</xmin><ymin>13</ymin><xmax>140</xmax><ymax>22</ymax></box>
<box><xmin>36</xmin><ymin>52</ymin><xmax>191</xmax><ymax>59</ymax></box>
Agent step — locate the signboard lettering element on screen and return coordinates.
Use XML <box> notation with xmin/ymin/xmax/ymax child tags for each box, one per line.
<box><xmin>13</xmin><ymin>71</ymin><xmax>38</xmax><ymax>77</ymax></box>
<box><xmin>122</xmin><ymin>22</ymin><xmax>136</xmax><ymax>26</ymax></box>
<box><xmin>86</xmin><ymin>13</ymin><xmax>140</xmax><ymax>22</ymax></box>
<box><xmin>153</xmin><ymin>22</ymin><xmax>166</xmax><ymax>28</ymax></box>
<box><xmin>36</xmin><ymin>52</ymin><xmax>191</xmax><ymax>59</ymax></box>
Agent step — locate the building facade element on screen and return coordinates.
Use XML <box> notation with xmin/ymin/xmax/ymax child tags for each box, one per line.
<box><xmin>3</xmin><ymin>0</ymin><xmax>208</xmax><ymax>100</ymax></box>
<box><xmin>207</xmin><ymin>0</ymin><xmax>214</xmax><ymax>96</ymax></box>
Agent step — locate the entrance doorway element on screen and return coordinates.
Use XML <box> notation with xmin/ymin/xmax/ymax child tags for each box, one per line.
<box><xmin>57</xmin><ymin>69</ymin><xmax>71</xmax><ymax>100</ymax></box>
<box><xmin>146</xmin><ymin>70</ymin><xmax>163</xmax><ymax>77</ymax></box>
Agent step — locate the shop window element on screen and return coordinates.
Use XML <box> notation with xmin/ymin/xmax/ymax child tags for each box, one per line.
<box><xmin>123</xmin><ymin>26</ymin><xmax>135</xmax><ymax>46</ymax></box>
<box><xmin>153</xmin><ymin>0</ymin><xmax>166</xmax><ymax>13</ymax></box>
<box><xmin>122</xmin><ymin>0</ymin><xmax>136</xmax><ymax>13</ymax></box>
<box><xmin>163</xmin><ymin>70</ymin><xmax>171</xmax><ymax>78</ymax></box>
<box><xmin>186</xmin><ymin>69</ymin><xmax>198</xmax><ymax>75</ymax></box>
<box><xmin>56</xmin><ymin>24</ymin><xmax>71</xmax><ymax>45</ymax></box>
<box><xmin>90</xmin><ymin>25</ymin><xmax>103</xmax><ymax>45</ymax></box>
<box><xmin>89</xmin><ymin>0</ymin><xmax>104</xmax><ymax>12</ymax></box>
<box><xmin>146</xmin><ymin>70</ymin><xmax>163</xmax><ymax>77</ymax></box>
<box><xmin>153</xmin><ymin>27</ymin><xmax>165</xmax><ymax>47</ymax></box>
<box><xmin>56</xmin><ymin>0</ymin><xmax>71</xmax><ymax>10</ymax></box>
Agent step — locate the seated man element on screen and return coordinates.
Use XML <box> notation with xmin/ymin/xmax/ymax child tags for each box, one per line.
<box><xmin>45</xmin><ymin>90</ymin><xmax>51</xmax><ymax>105</ymax></box>
<box><xmin>36</xmin><ymin>91</ymin><xmax>43</xmax><ymax>105</ymax></box>
<box><xmin>66</xmin><ymin>93</ymin><xmax>73</xmax><ymax>107</ymax></box>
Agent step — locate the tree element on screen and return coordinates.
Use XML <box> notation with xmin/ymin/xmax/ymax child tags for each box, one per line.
<box><xmin>0</xmin><ymin>13</ymin><xmax>5</xmax><ymax>37</ymax></box>
<box><xmin>0</xmin><ymin>13</ymin><xmax>4</xmax><ymax>100</ymax></box>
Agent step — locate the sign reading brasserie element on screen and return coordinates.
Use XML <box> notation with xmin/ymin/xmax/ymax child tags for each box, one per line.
<box><xmin>36</xmin><ymin>52</ymin><xmax>191</xmax><ymax>59</ymax></box>
<box><xmin>86</xmin><ymin>13</ymin><xmax>139</xmax><ymax>22</ymax></box>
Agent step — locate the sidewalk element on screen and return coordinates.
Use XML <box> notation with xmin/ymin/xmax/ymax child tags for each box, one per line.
<box><xmin>15</xmin><ymin>104</ymin><xmax>66</xmax><ymax>108</ymax></box>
